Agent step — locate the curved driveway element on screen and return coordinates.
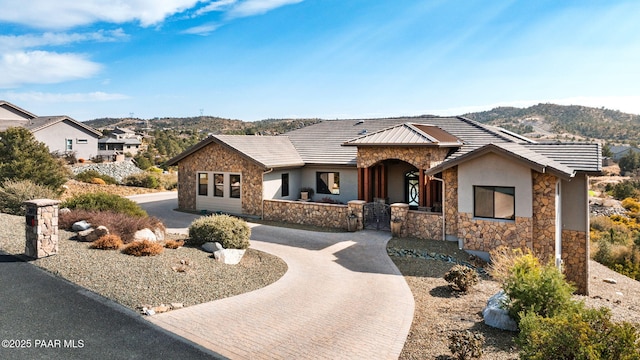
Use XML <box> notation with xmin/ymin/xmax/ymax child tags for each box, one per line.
<box><xmin>129</xmin><ymin>192</ymin><xmax>414</xmax><ymax>359</ymax></box>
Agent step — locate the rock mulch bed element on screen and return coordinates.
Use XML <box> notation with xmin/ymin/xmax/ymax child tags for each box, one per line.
<box><xmin>0</xmin><ymin>213</ymin><xmax>287</xmax><ymax>313</ymax></box>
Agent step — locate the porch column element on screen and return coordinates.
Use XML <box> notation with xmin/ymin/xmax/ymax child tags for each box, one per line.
<box><xmin>357</xmin><ymin>167</ymin><xmax>364</xmax><ymax>200</ymax></box>
<box><xmin>363</xmin><ymin>167</ymin><xmax>371</xmax><ymax>202</ymax></box>
<box><xmin>419</xmin><ymin>169</ymin><xmax>426</xmax><ymax>207</ymax></box>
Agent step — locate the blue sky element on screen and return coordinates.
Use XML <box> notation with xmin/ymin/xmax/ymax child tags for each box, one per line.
<box><xmin>1</xmin><ymin>0</ymin><xmax>639</xmax><ymax>121</ymax></box>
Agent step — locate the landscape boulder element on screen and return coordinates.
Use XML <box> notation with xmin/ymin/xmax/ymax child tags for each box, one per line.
<box><xmin>133</xmin><ymin>228</ymin><xmax>157</xmax><ymax>242</ymax></box>
<box><xmin>201</xmin><ymin>242</ymin><xmax>223</xmax><ymax>253</ymax></box>
<box><xmin>72</xmin><ymin>220</ymin><xmax>91</xmax><ymax>231</ymax></box>
<box><xmin>482</xmin><ymin>291</ymin><xmax>518</xmax><ymax>332</ymax></box>
<box><xmin>77</xmin><ymin>226</ymin><xmax>109</xmax><ymax>242</ymax></box>
<box><xmin>213</xmin><ymin>248</ymin><xmax>246</xmax><ymax>265</ymax></box>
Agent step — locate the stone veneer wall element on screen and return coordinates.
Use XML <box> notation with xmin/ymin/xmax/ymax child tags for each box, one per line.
<box><xmin>405</xmin><ymin>211</ymin><xmax>443</xmax><ymax>240</ymax></box>
<box><xmin>443</xmin><ymin>167</ymin><xmax>458</xmax><ymax>238</ymax></box>
<box><xmin>531</xmin><ymin>172</ymin><xmax>557</xmax><ymax>261</ymax></box>
<box><xmin>263</xmin><ymin>199</ymin><xmax>350</xmax><ymax>229</ymax></box>
<box><xmin>356</xmin><ymin>146</ymin><xmax>449</xmax><ymax>169</ymax></box>
<box><xmin>562</xmin><ymin>230</ymin><xmax>589</xmax><ymax>294</ymax></box>
<box><xmin>176</xmin><ymin>142</ymin><xmax>264</xmax><ymax>216</ymax></box>
<box><xmin>458</xmin><ymin>213</ymin><xmax>533</xmax><ymax>252</ymax></box>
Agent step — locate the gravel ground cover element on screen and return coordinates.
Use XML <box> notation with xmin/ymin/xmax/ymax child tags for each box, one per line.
<box><xmin>388</xmin><ymin>237</ymin><xmax>640</xmax><ymax>359</ymax></box>
<box><xmin>0</xmin><ymin>213</ymin><xmax>287</xmax><ymax>312</ymax></box>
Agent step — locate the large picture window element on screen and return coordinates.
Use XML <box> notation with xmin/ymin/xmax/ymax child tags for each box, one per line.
<box><xmin>316</xmin><ymin>172</ymin><xmax>340</xmax><ymax>195</ymax></box>
<box><xmin>474</xmin><ymin>186</ymin><xmax>515</xmax><ymax>220</ymax></box>
<box><xmin>230</xmin><ymin>174</ymin><xmax>241</xmax><ymax>199</ymax></box>
<box><xmin>214</xmin><ymin>173</ymin><xmax>224</xmax><ymax>197</ymax></box>
<box><xmin>198</xmin><ymin>173</ymin><xmax>208</xmax><ymax>196</ymax></box>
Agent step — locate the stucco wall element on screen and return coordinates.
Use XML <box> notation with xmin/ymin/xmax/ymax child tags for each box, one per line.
<box><xmin>176</xmin><ymin>142</ymin><xmax>263</xmax><ymax>216</ymax></box>
<box><xmin>458</xmin><ymin>153</ymin><xmax>533</xmax><ymax>217</ymax></box>
<box><xmin>300</xmin><ymin>166</ymin><xmax>358</xmax><ymax>203</ymax></box>
<box><xmin>33</xmin><ymin>120</ymin><xmax>99</xmax><ymax>160</ymax></box>
<box><xmin>263</xmin><ymin>169</ymin><xmax>302</xmax><ymax>201</ymax></box>
<box><xmin>561</xmin><ymin>175</ymin><xmax>588</xmax><ymax>231</ymax></box>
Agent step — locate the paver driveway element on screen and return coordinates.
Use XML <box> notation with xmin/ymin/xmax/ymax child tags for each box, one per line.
<box><xmin>131</xmin><ymin>193</ymin><xmax>414</xmax><ymax>359</ymax></box>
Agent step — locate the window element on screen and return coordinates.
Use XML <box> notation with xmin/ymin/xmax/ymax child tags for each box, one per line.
<box><xmin>65</xmin><ymin>139</ymin><xmax>73</xmax><ymax>151</ymax></box>
<box><xmin>316</xmin><ymin>172</ymin><xmax>340</xmax><ymax>195</ymax></box>
<box><xmin>474</xmin><ymin>186</ymin><xmax>515</xmax><ymax>220</ymax></box>
<box><xmin>281</xmin><ymin>173</ymin><xmax>289</xmax><ymax>197</ymax></box>
<box><xmin>214</xmin><ymin>173</ymin><xmax>224</xmax><ymax>197</ymax></box>
<box><xmin>198</xmin><ymin>173</ymin><xmax>208</xmax><ymax>196</ymax></box>
<box><xmin>230</xmin><ymin>174</ymin><xmax>241</xmax><ymax>198</ymax></box>
<box><xmin>77</xmin><ymin>139</ymin><xmax>88</xmax><ymax>144</ymax></box>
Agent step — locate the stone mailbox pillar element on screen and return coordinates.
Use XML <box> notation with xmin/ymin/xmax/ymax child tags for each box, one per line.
<box><xmin>24</xmin><ymin>199</ymin><xmax>61</xmax><ymax>259</ymax></box>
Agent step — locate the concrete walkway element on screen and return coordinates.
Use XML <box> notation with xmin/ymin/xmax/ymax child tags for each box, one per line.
<box><xmin>130</xmin><ymin>192</ymin><xmax>415</xmax><ymax>359</ymax></box>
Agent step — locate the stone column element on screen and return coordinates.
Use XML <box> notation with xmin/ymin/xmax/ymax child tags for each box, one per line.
<box><xmin>390</xmin><ymin>203</ymin><xmax>409</xmax><ymax>237</ymax></box>
<box><xmin>347</xmin><ymin>200</ymin><xmax>366</xmax><ymax>231</ymax></box>
<box><xmin>24</xmin><ymin>199</ymin><xmax>60</xmax><ymax>259</ymax></box>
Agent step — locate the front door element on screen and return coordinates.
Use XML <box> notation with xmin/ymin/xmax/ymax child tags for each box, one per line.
<box><xmin>405</xmin><ymin>170</ymin><xmax>419</xmax><ymax>209</ymax></box>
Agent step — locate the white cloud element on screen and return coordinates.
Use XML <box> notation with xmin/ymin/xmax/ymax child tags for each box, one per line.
<box><xmin>194</xmin><ymin>0</ymin><xmax>237</xmax><ymax>16</ymax></box>
<box><xmin>0</xmin><ymin>51</ymin><xmax>101</xmax><ymax>88</ymax></box>
<box><xmin>1</xmin><ymin>91</ymin><xmax>129</xmax><ymax>102</ymax></box>
<box><xmin>0</xmin><ymin>0</ymin><xmax>203</xmax><ymax>29</ymax></box>
<box><xmin>227</xmin><ymin>0</ymin><xmax>303</xmax><ymax>18</ymax></box>
<box><xmin>181</xmin><ymin>23</ymin><xmax>222</xmax><ymax>35</ymax></box>
<box><xmin>0</xmin><ymin>29</ymin><xmax>127</xmax><ymax>50</ymax></box>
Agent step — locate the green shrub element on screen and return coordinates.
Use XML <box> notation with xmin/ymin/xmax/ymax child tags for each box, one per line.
<box><xmin>517</xmin><ymin>305</ymin><xmax>640</xmax><ymax>360</ymax></box>
<box><xmin>503</xmin><ymin>253</ymin><xmax>574</xmax><ymax>322</ymax></box>
<box><xmin>123</xmin><ymin>173</ymin><xmax>160</xmax><ymax>189</ymax></box>
<box><xmin>61</xmin><ymin>192</ymin><xmax>147</xmax><ymax>217</ymax></box>
<box><xmin>0</xmin><ymin>127</ymin><xmax>71</xmax><ymax>190</ymax></box>
<box><xmin>188</xmin><ymin>214</ymin><xmax>251</xmax><ymax>249</ymax></box>
<box><xmin>75</xmin><ymin>170</ymin><xmax>117</xmax><ymax>185</ymax></box>
<box><xmin>0</xmin><ymin>180</ymin><xmax>60</xmax><ymax>215</ymax></box>
<box><xmin>448</xmin><ymin>330</ymin><xmax>484</xmax><ymax>360</ymax></box>
<box><xmin>444</xmin><ymin>265</ymin><xmax>479</xmax><ymax>292</ymax></box>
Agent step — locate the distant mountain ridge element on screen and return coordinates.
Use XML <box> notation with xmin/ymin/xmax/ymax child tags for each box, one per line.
<box><xmin>85</xmin><ymin>104</ymin><xmax>640</xmax><ymax>143</ymax></box>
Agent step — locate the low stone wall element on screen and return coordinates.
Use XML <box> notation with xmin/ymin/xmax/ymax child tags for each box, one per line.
<box><xmin>263</xmin><ymin>199</ymin><xmax>350</xmax><ymax>229</ymax></box>
<box><xmin>405</xmin><ymin>210</ymin><xmax>443</xmax><ymax>240</ymax></box>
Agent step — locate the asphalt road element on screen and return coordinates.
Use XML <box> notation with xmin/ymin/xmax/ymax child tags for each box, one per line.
<box><xmin>0</xmin><ymin>253</ymin><xmax>222</xmax><ymax>359</ymax></box>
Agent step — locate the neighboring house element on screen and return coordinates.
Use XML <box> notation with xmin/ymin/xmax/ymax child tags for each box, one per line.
<box><xmin>609</xmin><ymin>145</ymin><xmax>640</xmax><ymax>161</ymax></box>
<box><xmin>0</xmin><ymin>101</ymin><xmax>102</xmax><ymax>160</ymax></box>
<box><xmin>166</xmin><ymin>116</ymin><xmax>601</xmax><ymax>294</ymax></box>
<box><xmin>97</xmin><ymin>127</ymin><xmax>143</xmax><ymax>161</ymax></box>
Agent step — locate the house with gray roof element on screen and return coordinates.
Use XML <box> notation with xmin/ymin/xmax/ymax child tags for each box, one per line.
<box><xmin>166</xmin><ymin>116</ymin><xmax>601</xmax><ymax>294</ymax></box>
<box><xmin>0</xmin><ymin>101</ymin><xmax>102</xmax><ymax>160</ymax></box>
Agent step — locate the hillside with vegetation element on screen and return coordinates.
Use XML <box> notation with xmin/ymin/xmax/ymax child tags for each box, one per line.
<box><xmin>463</xmin><ymin>103</ymin><xmax>640</xmax><ymax>143</ymax></box>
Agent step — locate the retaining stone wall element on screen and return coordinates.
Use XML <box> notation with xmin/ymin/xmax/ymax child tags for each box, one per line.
<box><xmin>405</xmin><ymin>210</ymin><xmax>443</xmax><ymax>240</ymax></box>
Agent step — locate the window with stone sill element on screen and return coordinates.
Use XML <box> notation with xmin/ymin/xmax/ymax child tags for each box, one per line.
<box><xmin>474</xmin><ymin>186</ymin><xmax>515</xmax><ymax>220</ymax></box>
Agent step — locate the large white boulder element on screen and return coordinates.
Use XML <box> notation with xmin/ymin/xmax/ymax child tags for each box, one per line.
<box><xmin>213</xmin><ymin>249</ymin><xmax>246</xmax><ymax>265</ymax></box>
<box><xmin>72</xmin><ymin>220</ymin><xmax>91</xmax><ymax>231</ymax></box>
<box><xmin>133</xmin><ymin>228</ymin><xmax>157</xmax><ymax>242</ymax></box>
<box><xmin>201</xmin><ymin>242</ymin><xmax>223</xmax><ymax>253</ymax></box>
<box><xmin>482</xmin><ymin>291</ymin><xmax>518</xmax><ymax>332</ymax></box>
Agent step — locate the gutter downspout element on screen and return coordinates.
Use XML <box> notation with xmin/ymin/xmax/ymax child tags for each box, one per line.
<box><xmin>261</xmin><ymin>168</ymin><xmax>274</xmax><ymax>220</ymax></box>
<box><xmin>429</xmin><ymin>176</ymin><xmax>446</xmax><ymax>242</ymax></box>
